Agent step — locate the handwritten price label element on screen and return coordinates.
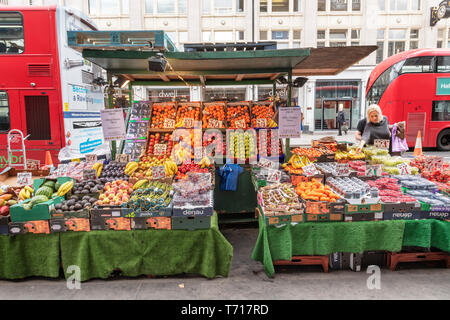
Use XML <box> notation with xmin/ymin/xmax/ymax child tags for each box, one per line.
<box><xmin>83</xmin><ymin>169</ymin><xmax>98</xmax><ymax>180</ymax></box>
<box><xmin>163</xmin><ymin>118</ymin><xmax>175</xmax><ymax>129</ymax></box>
<box><xmin>266</xmin><ymin>169</ymin><xmax>281</xmax><ymax>183</ymax></box>
<box><xmin>256</xmin><ymin>118</ymin><xmax>267</xmax><ymax>128</ymax></box>
<box><xmin>303</xmin><ymin>164</ymin><xmax>318</xmax><ymax>177</ymax></box>
<box><xmin>183</xmin><ymin>118</ymin><xmax>194</xmax><ymax>128</ymax></box>
<box><xmin>234</xmin><ymin>119</ymin><xmax>246</xmax><ymax>129</ymax></box>
<box><xmin>397</xmin><ymin>163</ymin><xmax>411</xmax><ymax>175</ymax></box>
<box><xmin>116</xmin><ymin>154</ymin><xmax>130</xmax><ymax>163</ymax></box>
<box><xmin>208</xmin><ymin>119</ymin><xmax>222</xmax><ymax>128</ymax></box>
<box><xmin>374</xmin><ymin>139</ymin><xmax>390</xmax><ymax>150</ymax></box>
<box><xmin>425</xmin><ymin>157</ymin><xmax>443</xmax><ymax>171</ymax></box>
<box><xmin>154</xmin><ymin>144</ymin><xmax>167</xmax><ymax>156</ymax></box>
<box><xmin>85</xmin><ymin>154</ymin><xmax>97</xmax><ymax>163</ymax></box>
<box><xmin>26</xmin><ymin>159</ymin><xmax>40</xmax><ymax>170</ymax></box>
<box><xmin>336</xmin><ymin>163</ymin><xmax>350</xmax><ymax>176</ymax></box>
<box><xmin>152</xmin><ymin>165</ymin><xmax>166</xmax><ymax>180</ymax></box>
<box><xmin>258</xmin><ymin>157</ymin><xmax>279</xmax><ymax>170</ymax></box>
<box><xmin>17</xmin><ymin>172</ymin><xmax>32</xmax><ymax>187</ymax></box>
<box><xmin>365</xmin><ymin>164</ymin><xmax>382</xmax><ymax>177</ymax></box>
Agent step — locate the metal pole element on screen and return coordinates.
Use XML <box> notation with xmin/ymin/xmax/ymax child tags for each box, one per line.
<box><xmin>286</xmin><ymin>70</ymin><xmax>292</xmax><ymax>161</ymax></box>
<box><xmin>107</xmin><ymin>72</ymin><xmax>116</xmax><ymax>161</ymax></box>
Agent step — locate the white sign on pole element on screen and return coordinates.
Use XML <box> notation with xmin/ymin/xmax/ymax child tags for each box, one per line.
<box><xmin>100</xmin><ymin>109</ymin><xmax>127</xmax><ymax>141</ymax></box>
<box><xmin>279</xmin><ymin>107</ymin><xmax>302</xmax><ymax>138</ymax></box>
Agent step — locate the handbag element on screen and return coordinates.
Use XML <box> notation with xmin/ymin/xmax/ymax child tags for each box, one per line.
<box><xmin>341</xmin><ymin>121</ymin><xmax>349</xmax><ymax>132</ymax></box>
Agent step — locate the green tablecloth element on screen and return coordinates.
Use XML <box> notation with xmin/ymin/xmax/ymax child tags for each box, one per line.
<box><xmin>0</xmin><ymin>213</ymin><xmax>233</xmax><ymax>281</ymax></box>
<box><xmin>0</xmin><ymin>233</ymin><xmax>61</xmax><ymax>279</ymax></box>
<box><xmin>251</xmin><ymin>217</ymin><xmax>450</xmax><ymax>277</ymax></box>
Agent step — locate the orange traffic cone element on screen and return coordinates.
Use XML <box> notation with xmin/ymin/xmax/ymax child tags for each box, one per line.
<box><xmin>44</xmin><ymin>151</ymin><xmax>53</xmax><ymax>167</ymax></box>
<box><xmin>413</xmin><ymin>131</ymin><xmax>423</xmax><ymax>157</ymax></box>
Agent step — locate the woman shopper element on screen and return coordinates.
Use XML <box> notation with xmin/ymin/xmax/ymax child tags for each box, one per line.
<box><xmin>356</xmin><ymin>104</ymin><xmax>391</xmax><ymax>153</ymax></box>
<box><xmin>336</xmin><ymin>105</ymin><xmax>346</xmax><ymax>136</ymax></box>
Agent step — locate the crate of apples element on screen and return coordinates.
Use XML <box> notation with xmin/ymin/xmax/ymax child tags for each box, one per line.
<box><xmin>176</xmin><ymin>102</ymin><xmax>201</xmax><ymax>128</ymax></box>
<box><xmin>203</xmin><ymin>131</ymin><xmax>225</xmax><ymax>157</ymax></box>
<box><xmin>97</xmin><ymin>180</ymin><xmax>133</xmax><ymax>206</ymax></box>
<box><xmin>150</xmin><ymin>102</ymin><xmax>177</xmax><ymax>128</ymax></box>
<box><xmin>202</xmin><ymin>102</ymin><xmax>226</xmax><ymax>129</ymax></box>
<box><xmin>227</xmin><ymin>102</ymin><xmax>250</xmax><ymax>129</ymax></box>
<box><xmin>251</xmin><ymin>102</ymin><xmax>274</xmax><ymax>128</ymax></box>
<box><xmin>147</xmin><ymin>132</ymin><xmax>173</xmax><ymax>156</ymax></box>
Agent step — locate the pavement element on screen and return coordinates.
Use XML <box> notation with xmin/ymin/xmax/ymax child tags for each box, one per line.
<box><xmin>0</xmin><ymin>226</ymin><xmax>449</xmax><ymax>300</ymax></box>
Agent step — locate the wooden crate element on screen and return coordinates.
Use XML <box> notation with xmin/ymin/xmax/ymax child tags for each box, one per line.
<box><xmin>273</xmin><ymin>255</ymin><xmax>329</xmax><ymax>273</ymax></box>
<box><xmin>386</xmin><ymin>251</ymin><xmax>450</xmax><ymax>271</ymax></box>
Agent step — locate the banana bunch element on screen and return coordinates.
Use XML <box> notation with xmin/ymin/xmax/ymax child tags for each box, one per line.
<box><xmin>92</xmin><ymin>162</ymin><xmax>103</xmax><ymax>177</ymax></box>
<box><xmin>164</xmin><ymin>160</ymin><xmax>178</xmax><ymax>176</ymax></box>
<box><xmin>288</xmin><ymin>154</ymin><xmax>311</xmax><ymax>169</ymax></box>
<box><xmin>268</xmin><ymin>119</ymin><xmax>278</xmax><ymax>128</ymax></box>
<box><xmin>199</xmin><ymin>156</ymin><xmax>211</xmax><ymax>168</ymax></box>
<box><xmin>125</xmin><ymin>161</ymin><xmax>139</xmax><ymax>176</ymax></box>
<box><xmin>133</xmin><ymin>179</ymin><xmax>148</xmax><ymax>190</ymax></box>
<box><xmin>18</xmin><ymin>186</ymin><xmax>33</xmax><ymax>201</ymax></box>
<box><xmin>57</xmin><ymin>181</ymin><xmax>74</xmax><ymax>197</ymax></box>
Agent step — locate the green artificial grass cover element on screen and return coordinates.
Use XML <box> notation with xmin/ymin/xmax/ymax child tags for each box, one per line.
<box><xmin>0</xmin><ymin>233</ymin><xmax>61</xmax><ymax>279</ymax></box>
<box><xmin>252</xmin><ymin>217</ymin><xmax>406</xmax><ymax>277</ymax></box>
<box><xmin>60</xmin><ymin>213</ymin><xmax>233</xmax><ymax>282</ymax></box>
<box><xmin>403</xmin><ymin>219</ymin><xmax>450</xmax><ymax>251</ymax></box>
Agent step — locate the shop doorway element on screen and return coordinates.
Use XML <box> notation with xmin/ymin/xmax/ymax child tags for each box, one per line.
<box><xmin>321</xmin><ymin>100</ymin><xmax>352</xmax><ymax>130</ymax></box>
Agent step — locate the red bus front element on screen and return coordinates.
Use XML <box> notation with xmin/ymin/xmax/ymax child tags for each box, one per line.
<box><xmin>366</xmin><ymin>49</ymin><xmax>450</xmax><ymax>151</ymax></box>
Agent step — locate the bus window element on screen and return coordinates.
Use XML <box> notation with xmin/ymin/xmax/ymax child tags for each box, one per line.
<box><xmin>432</xmin><ymin>101</ymin><xmax>450</xmax><ymax>121</ymax></box>
<box><xmin>400</xmin><ymin>56</ymin><xmax>434</xmax><ymax>74</ymax></box>
<box><xmin>366</xmin><ymin>60</ymin><xmax>404</xmax><ymax>105</ymax></box>
<box><xmin>0</xmin><ymin>91</ymin><xmax>10</xmax><ymax>131</ymax></box>
<box><xmin>0</xmin><ymin>12</ymin><xmax>24</xmax><ymax>54</ymax></box>
<box><xmin>437</xmin><ymin>56</ymin><xmax>450</xmax><ymax>73</ymax></box>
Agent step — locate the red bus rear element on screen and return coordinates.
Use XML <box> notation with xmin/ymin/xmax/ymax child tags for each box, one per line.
<box><xmin>366</xmin><ymin>49</ymin><xmax>450</xmax><ymax>151</ymax></box>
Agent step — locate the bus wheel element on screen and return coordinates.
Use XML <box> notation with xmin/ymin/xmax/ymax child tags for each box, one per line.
<box><xmin>437</xmin><ymin>129</ymin><xmax>450</xmax><ymax>151</ymax></box>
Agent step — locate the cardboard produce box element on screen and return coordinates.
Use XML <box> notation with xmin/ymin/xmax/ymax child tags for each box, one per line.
<box><xmin>90</xmin><ymin>217</ymin><xmax>131</xmax><ymax>231</ymax></box>
<box><xmin>9</xmin><ymin>220</ymin><xmax>50</xmax><ymax>235</ymax></box>
<box><xmin>0</xmin><ymin>215</ymin><xmax>9</xmax><ymax>235</ymax></box>
<box><xmin>50</xmin><ymin>218</ymin><xmax>90</xmax><ymax>233</ymax></box>
<box><xmin>172</xmin><ymin>216</ymin><xmax>211</xmax><ymax>230</ymax></box>
<box><xmin>9</xmin><ymin>196</ymin><xmax>64</xmax><ymax>223</ymax></box>
<box><xmin>131</xmin><ymin>217</ymin><xmax>171</xmax><ymax>230</ymax></box>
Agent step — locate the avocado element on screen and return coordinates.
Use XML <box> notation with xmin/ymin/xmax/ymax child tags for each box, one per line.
<box><xmin>62</xmin><ymin>205</ymin><xmax>69</xmax><ymax>211</ymax></box>
<box><xmin>55</xmin><ymin>203</ymin><xmax>63</xmax><ymax>210</ymax></box>
<box><xmin>74</xmin><ymin>203</ymin><xmax>82</xmax><ymax>210</ymax></box>
<box><xmin>69</xmin><ymin>205</ymin><xmax>75</xmax><ymax>211</ymax></box>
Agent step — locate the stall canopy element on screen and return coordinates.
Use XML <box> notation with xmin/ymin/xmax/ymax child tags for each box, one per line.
<box><xmin>69</xmin><ymin>30</ymin><xmax>377</xmax><ymax>86</ymax></box>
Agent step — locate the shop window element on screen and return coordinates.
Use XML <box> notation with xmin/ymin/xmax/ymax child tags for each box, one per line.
<box><xmin>0</xmin><ymin>12</ymin><xmax>24</xmax><ymax>54</ymax></box>
<box><xmin>260</xmin><ymin>0</ymin><xmax>268</xmax><ymax>12</ymax></box>
<box><xmin>157</xmin><ymin>0</ymin><xmax>176</xmax><ymax>14</ymax></box>
<box><xmin>294</xmin><ymin>0</ymin><xmax>301</xmax><ymax>12</ymax></box>
<box><xmin>331</xmin><ymin>0</ymin><xmax>348</xmax><ymax>11</ymax></box>
<box><xmin>25</xmin><ymin>96</ymin><xmax>51</xmax><ymax>140</ymax></box>
<box><xmin>318</xmin><ymin>0</ymin><xmax>326</xmax><ymax>11</ymax></box>
<box><xmin>0</xmin><ymin>91</ymin><xmax>10</xmax><ymax>132</ymax></box>
<box><xmin>400</xmin><ymin>56</ymin><xmax>434</xmax><ymax>73</ymax></box>
<box><xmin>351</xmin><ymin>29</ymin><xmax>360</xmax><ymax>40</ymax></box>
<box><xmin>437</xmin><ymin>56</ymin><xmax>450</xmax><ymax>73</ymax></box>
<box><xmin>293</xmin><ymin>30</ymin><xmax>301</xmax><ymax>40</ymax></box>
<box><xmin>236</xmin><ymin>31</ymin><xmax>244</xmax><ymax>41</ymax></box>
<box><xmin>432</xmin><ymin>101</ymin><xmax>450</xmax><ymax>121</ymax></box>
<box><xmin>317</xmin><ymin>30</ymin><xmax>326</xmax><ymax>40</ymax></box>
<box><xmin>272</xmin><ymin>0</ymin><xmax>289</xmax><ymax>12</ymax></box>
<box><xmin>260</xmin><ymin>30</ymin><xmax>268</xmax><ymax>40</ymax></box>
<box><xmin>272</xmin><ymin>31</ymin><xmax>289</xmax><ymax>40</ymax></box>
<box><xmin>352</xmin><ymin>0</ymin><xmax>360</xmax><ymax>11</ymax></box>
<box><xmin>236</xmin><ymin>0</ymin><xmax>244</xmax><ymax>12</ymax></box>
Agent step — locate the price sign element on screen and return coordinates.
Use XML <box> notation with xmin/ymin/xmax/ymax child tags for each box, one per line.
<box><xmin>83</xmin><ymin>169</ymin><xmax>98</xmax><ymax>180</ymax></box>
<box><xmin>154</xmin><ymin>144</ymin><xmax>167</xmax><ymax>156</ymax></box>
<box><xmin>17</xmin><ymin>172</ymin><xmax>32</xmax><ymax>186</ymax></box>
<box><xmin>163</xmin><ymin>118</ymin><xmax>175</xmax><ymax>129</ymax></box>
<box><xmin>152</xmin><ymin>165</ymin><xmax>166</xmax><ymax>180</ymax></box>
<box><xmin>183</xmin><ymin>118</ymin><xmax>194</xmax><ymax>128</ymax></box>
<box><xmin>258</xmin><ymin>157</ymin><xmax>279</xmax><ymax>170</ymax></box>
<box><xmin>425</xmin><ymin>157</ymin><xmax>443</xmax><ymax>171</ymax></box>
<box><xmin>397</xmin><ymin>163</ymin><xmax>411</xmax><ymax>175</ymax></box>
<box><xmin>26</xmin><ymin>159</ymin><xmax>40</xmax><ymax>170</ymax></box>
<box><xmin>365</xmin><ymin>164</ymin><xmax>382</xmax><ymax>177</ymax></box>
<box><xmin>336</xmin><ymin>163</ymin><xmax>350</xmax><ymax>176</ymax></box>
<box><xmin>116</xmin><ymin>154</ymin><xmax>130</xmax><ymax>163</ymax></box>
<box><xmin>374</xmin><ymin>139</ymin><xmax>390</xmax><ymax>150</ymax></box>
<box><xmin>303</xmin><ymin>164</ymin><xmax>318</xmax><ymax>177</ymax></box>
<box><xmin>266</xmin><ymin>169</ymin><xmax>281</xmax><ymax>183</ymax></box>
<box><xmin>256</xmin><ymin>118</ymin><xmax>267</xmax><ymax>128</ymax></box>
<box><xmin>85</xmin><ymin>154</ymin><xmax>97</xmax><ymax>163</ymax></box>
<box><xmin>208</xmin><ymin>119</ymin><xmax>222</xmax><ymax>128</ymax></box>
<box><xmin>235</xmin><ymin>119</ymin><xmax>246</xmax><ymax>129</ymax></box>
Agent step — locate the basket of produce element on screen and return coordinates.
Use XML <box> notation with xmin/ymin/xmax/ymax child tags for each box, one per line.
<box><xmin>150</xmin><ymin>102</ymin><xmax>177</xmax><ymax>128</ymax></box>
<box><xmin>226</xmin><ymin>101</ymin><xmax>251</xmax><ymax>129</ymax></box>
<box><xmin>176</xmin><ymin>102</ymin><xmax>201</xmax><ymax>128</ymax></box>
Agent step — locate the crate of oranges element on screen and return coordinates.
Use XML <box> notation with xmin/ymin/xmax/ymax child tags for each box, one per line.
<box><xmin>202</xmin><ymin>101</ymin><xmax>226</xmax><ymax>129</ymax></box>
<box><xmin>176</xmin><ymin>102</ymin><xmax>201</xmax><ymax>128</ymax></box>
<box><xmin>251</xmin><ymin>101</ymin><xmax>275</xmax><ymax>128</ymax></box>
<box><xmin>150</xmin><ymin>102</ymin><xmax>177</xmax><ymax>129</ymax></box>
<box><xmin>226</xmin><ymin>101</ymin><xmax>251</xmax><ymax>129</ymax></box>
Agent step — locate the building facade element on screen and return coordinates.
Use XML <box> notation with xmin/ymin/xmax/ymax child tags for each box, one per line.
<box><xmin>5</xmin><ymin>0</ymin><xmax>449</xmax><ymax>132</ymax></box>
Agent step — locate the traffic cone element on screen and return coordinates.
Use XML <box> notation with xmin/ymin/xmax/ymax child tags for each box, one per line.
<box><xmin>44</xmin><ymin>151</ymin><xmax>53</xmax><ymax>167</ymax></box>
<box><xmin>413</xmin><ymin>131</ymin><xmax>423</xmax><ymax>157</ymax></box>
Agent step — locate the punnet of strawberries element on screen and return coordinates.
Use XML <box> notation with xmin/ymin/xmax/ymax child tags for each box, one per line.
<box><xmin>367</xmin><ymin>177</ymin><xmax>417</xmax><ymax>203</ymax></box>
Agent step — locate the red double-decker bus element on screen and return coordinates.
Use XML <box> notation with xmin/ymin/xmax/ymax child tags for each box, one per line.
<box><xmin>0</xmin><ymin>6</ymin><xmax>108</xmax><ymax>170</ymax></box>
<box><xmin>366</xmin><ymin>49</ymin><xmax>450</xmax><ymax>151</ymax></box>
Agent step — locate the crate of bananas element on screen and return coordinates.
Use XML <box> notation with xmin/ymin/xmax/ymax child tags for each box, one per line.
<box><xmin>122</xmin><ymin>181</ymin><xmax>174</xmax><ymax>218</ymax></box>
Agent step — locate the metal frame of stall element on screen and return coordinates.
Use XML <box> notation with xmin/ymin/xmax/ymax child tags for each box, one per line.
<box><xmin>68</xmin><ymin>31</ymin><xmax>377</xmax><ymax>221</ymax></box>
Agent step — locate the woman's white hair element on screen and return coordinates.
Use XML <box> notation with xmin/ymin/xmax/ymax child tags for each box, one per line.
<box><xmin>366</xmin><ymin>104</ymin><xmax>383</xmax><ymax>120</ymax></box>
